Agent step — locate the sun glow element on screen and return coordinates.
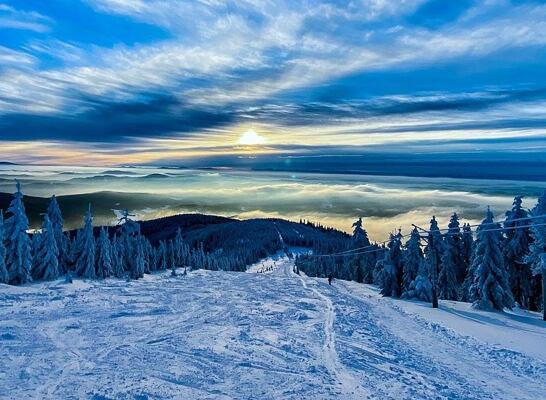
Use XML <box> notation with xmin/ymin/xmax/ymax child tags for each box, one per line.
<box><xmin>238</xmin><ymin>129</ymin><xmax>266</xmax><ymax>146</ymax></box>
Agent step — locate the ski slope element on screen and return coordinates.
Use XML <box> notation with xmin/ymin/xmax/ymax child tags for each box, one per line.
<box><xmin>1</xmin><ymin>256</ymin><xmax>545</xmax><ymax>399</ymax></box>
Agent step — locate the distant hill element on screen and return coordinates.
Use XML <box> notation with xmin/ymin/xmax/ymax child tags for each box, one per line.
<box><xmin>0</xmin><ymin>191</ymin><xmax>186</xmax><ymax>229</ymax></box>
<box><xmin>137</xmin><ymin>214</ymin><xmax>349</xmax><ymax>265</ymax></box>
<box><xmin>0</xmin><ymin>191</ymin><xmax>349</xmax><ymax>265</ymax></box>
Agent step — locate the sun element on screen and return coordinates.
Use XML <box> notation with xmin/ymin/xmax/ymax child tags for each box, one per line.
<box><xmin>238</xmin><ymin>129</ymin><xmax>266</xmax><ymax>146</ymax></box>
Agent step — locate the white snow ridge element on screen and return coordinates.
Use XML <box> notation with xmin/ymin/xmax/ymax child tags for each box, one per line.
<box><xmin>1</xmin><ymin>256</ymin><xmax>545</xmax><ymax>399</ymax></box>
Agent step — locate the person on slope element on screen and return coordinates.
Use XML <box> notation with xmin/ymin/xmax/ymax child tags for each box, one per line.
<box><xmin>328</xmin><ymin>274</ymin><xmax>333</xmax><ymax>285</ymax></box>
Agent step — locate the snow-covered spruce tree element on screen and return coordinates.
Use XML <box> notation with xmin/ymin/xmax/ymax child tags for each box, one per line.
<box><xmin>31</xmin><ymin>231</ymin><xmax>41</xmax><ymax>272</ymax></box>
<box><xmin>0</xmin><ymin>212</ymin><xmax>9</xmax><ymax>284</ymax></box>
<box><xmin>168</xmin><ymin>240</ymin><xmax>175</xmax><ymax>270</ymax></box>
<box><xmin>459</xmin><ymin>223</ymin><xmax>474</xmax><ymax>301</ymax></box>
<box><xmin>526</xmin><ymin>191</ymin><xmax>546</xmax><ymax>319</ymax></box>
<box><xmin>446</xmin><ymin>213</ymin><xmax>466</xmax><ymax>284</ymax></box>
<box><xmin>438</xmin><ymin>214</ymin><xmax>461</xmax><ymax>300</ymax></box>
<box><xmin>142</xmin><ymin>237</ymin><xmax>153</xmax><ymax>274</ymax></box>
<box><xmin>402</xmin><ymin>227</ymin><xmax>423</xmax><ymax>294</ymax></box>
<box><xmin>504</xmin><ymin>196</ymin><xmax>533</xmax><ymax>309</ymax></box>
<box><xmin>46</xmin><ymin>195</ymin><xmax>69</xmax><ymax>273</ymax></box>
<box><xmin>65</xmin><ymin>230</ymin><xmax>80</xmax><ymax>272</ymax></box>
<box><xmin>173</xmin><ymin>227</ymin><xmax>189</xmax><ymax>269</ymax></box>
<box><xmin>4</xmin><ymin>181</ymin><xmax>32</xmax><ymax>285</ymax></box>
<box><xmin>424</xmin><ymin>216</ymin><xmax>444</xmax><ymax>306</ymax></box>
<box><xmin>130</xmin><ymin>235</ymin><xmax>145</xmax><ymax>280</ymax></box>
<box><xmin>350</xmin><ymin>217</ymin><xmax>373</xmax><ymax>283</ymax></box>
<box><xmin>95</xmin><ymin>227</ymin><xmax>113</xmax><ymax>279</ymax></box>
<box><xmin>156</xmin><ymin>240</ymin><xmax>168</xmax><ymax>270</ymax></box>
<box><xmin>403</xmin><ymin>259</ymin><xmax>433</xmax><ymax>302</ymax></box>
<box><xmin>74</xmin><ymin>205</ymin><xmax>96</xmax><ymax>279</ymax></box>
<box><xmin>32</xmin><ymin>215</ymin><xmax>60</xmax><ymax>281</ymax></box>
<box><xmin>469</xmin><ymin>207</ymin><xmax>514</xmax><ymax>311</ymax></box>
<box><xmin>379</xmin><ymin>231</ymin><xmax>403</xmax><ymax>297</ymax></box>
<box><xmin>110</xmin><ymin>234</ymin><xmax>125</xmax><ymax>278</ymax></box>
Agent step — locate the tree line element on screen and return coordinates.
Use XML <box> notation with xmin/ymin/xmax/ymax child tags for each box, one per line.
<box><xmin>296</xmin><ymin>194</ymin><xmax>546</xmax><ymax>317</ymax></box>
<box><xmin>0</xmin><ymin>182</ymin><xmax>243</xmax><ymax>286</ymax></box>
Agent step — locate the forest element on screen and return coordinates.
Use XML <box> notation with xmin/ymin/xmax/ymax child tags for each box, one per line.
<box><xmin>1</xmin><ymin>180</ymin><xmax>545</xmax><ymax>318</ymax></box>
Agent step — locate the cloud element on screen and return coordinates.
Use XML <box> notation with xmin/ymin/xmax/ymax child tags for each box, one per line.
<box><xmin>2</xmin><ymin>0</ymin><xmax>546</xmax><ymax>116</ymax></box>
<box><xmin>1</xmin><ymin>164</ymin><xmax>540</xmax><ymax>239</ymax></box>
<box><xmin>0</xmin><ymin>4</ymin><xmax>52</xmax><ymax>32</ymax></box>
<box><xmin>1</xmin><ymin>0</ymin><xmax>546</xmax><ymax>164</ymax></box>
<box><xmin>0</xmin><ymin>93</ymin><xmax>235</xmax><ymax>142</ymax></box>
<box><xmin>0</xmin><ymin>45</ymin><xmax>36</xmax><ymax>67</ymax></box>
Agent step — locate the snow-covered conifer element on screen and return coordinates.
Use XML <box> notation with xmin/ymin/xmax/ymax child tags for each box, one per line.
<box><xmin>403</xmin><ymin>261</ymin><xmax>433</xmax><ymax>302</ymax></box>
<box><xmin>350</xmin><ymin>217</ymin><xmax>373</xmax><ymax>283</ymax></box>
<box><xmin>459</xmin><ymin>223</ymin><xmax>474</xmax><ymax>300</ymax></box>
<box><xmin>424</xmin><ymin>216</ymin><xmax>444</xmax><ymax>303</ymax></box>
<box><xmin>130</xmin><ymin>235</ymin><xmax>145</xmax><ymax>279</ymax></box>
<box><xmin>95</xmin><ymin>227</ymin><xmax>112</xmax><ymax>279</ymax></box>
<box><xmin>32</xmin><ymin>215</ymin><xmax>60</xmax><ymax>281</ymax></box>
<box><xmin>46</xmin><ymin>195</ymin><xmax>69</xmax><ymax>273</ymax></box>
<box><xmin>110</xmin><ymin>234</ymin><xmax>125</xmax><ymax>277</ymax></box>
<box><xmin>438</xmin><ymin>213</ymin><xmax>462</xmax><ymax>300</ymax></box>
<box><xmin>173</xmin><ymin>227</ymin><xmax>187</xmax><ymax>269</ymax></box>
<box><xmin>156</xmin><ymin>241</ymin><xmax>168</xmax><ymax>270</ymax></box>
<box><xmin>0</xmin><ymin>212</ymin><xmax>9</xmax><ymax>284</ymax></box>
<box><xmin>504</xmin><ymin>196</ymin><xmax>533</xmax><ymax>309</ymax></box>
<box><xmin>469</xmin><ymin>207</ymin><xmax>514</xmax><ymax>310</ymax></box>
<box><xmin>74</xmin><ymin>205</ymin><xmax>96</xmax><ymax>279</ymax></box>
<box><xmin>379</xmin><ymin>232</ymin><xmax>403</xmax><ymax>297</ymax></box>
<box><xmin>526</xmin><ymin>191</ymin><xmax>546</xmax><ymax>318</ymax></box>
<box><xmin>402</xmin><ymin>227</ymin><xmax>423</xmax><ymax>294</ymax></box>
<box><xmin>4</xmin><ymin>181</ymin><xmax>32</xmax><ymax>285</ymax></box>
<box><xmin>31</xmin><ymin>231</ymin><xmax>41</xmax><ymax>271</ymax></box>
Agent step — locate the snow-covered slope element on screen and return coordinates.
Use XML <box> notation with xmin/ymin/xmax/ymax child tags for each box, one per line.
<box><xmin>1</xmin><ymin>257</ymin><xmax>545</xmax><ymax>399</ymax></box>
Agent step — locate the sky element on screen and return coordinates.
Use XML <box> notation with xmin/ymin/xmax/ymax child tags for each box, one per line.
<box><xmin>1</xmin><ymin>0</ymin><xmax>546</xmax><ymax>166</ymax></box>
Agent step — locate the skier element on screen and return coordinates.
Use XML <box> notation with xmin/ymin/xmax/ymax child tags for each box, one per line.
<box><xmin>328</xmin><ymin>274</ymin><xmax>333</xmax><ymax>285</ymax></box>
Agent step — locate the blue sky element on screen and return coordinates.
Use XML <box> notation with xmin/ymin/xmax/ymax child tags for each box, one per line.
<box><xmin>1</xmin><ymin>0</ymin><xmax>546</xmax><ymax>166</ymax></box>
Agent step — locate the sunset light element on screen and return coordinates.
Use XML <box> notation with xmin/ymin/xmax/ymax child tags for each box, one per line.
<box><xmin>238</xmin><ymin>130</ymin><xmax>266</xmax><ymax>146</ymax></box>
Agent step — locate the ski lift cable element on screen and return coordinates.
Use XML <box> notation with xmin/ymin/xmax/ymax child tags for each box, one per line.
<box><xmin>321</xmin><ymin>213</ymin><xmax>546</xmax><ymax>257</ymax></box>
<box><xmin>305</xmin><ymin>220</ymin><xmax>546</xmax><ymax>258</ymax></box>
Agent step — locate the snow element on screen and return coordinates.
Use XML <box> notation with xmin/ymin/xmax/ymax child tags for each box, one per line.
<box><xmin>1</xmin><ymin>256</ymin><xmax>545</xmax><ymax>399</ymax></box>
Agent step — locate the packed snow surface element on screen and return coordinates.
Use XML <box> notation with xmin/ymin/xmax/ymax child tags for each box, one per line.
<box><xmin>1</xmin><ymin>256</ymin><xmax>545</xmax><ymax>399</ymax></box>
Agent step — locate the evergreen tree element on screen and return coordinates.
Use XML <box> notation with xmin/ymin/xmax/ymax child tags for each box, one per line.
<box><xmin>156</xmin><ymin>241</ymin><xmax>168</xmax><ymax>270</ymax></box>
<box><xmin>459</xmin><ymin>223</ymin><xmax>474</xmax><ymax>301</ymax></box>
<box><xmin>4</xmin><ymin>181</ymin><xmax>32</xmax><ymax>285</ymax></box>
<box><xmin>438</xmin><ymin>213</ymin><xmax>462</xmax><ymax>300</ymax></box>
<box><xmin>424</xmin><ymin>216</ymin><xmax>444</xmax><ymax>306</ymax></box>
<box><xmin>143</xmin><ymin>237</ymin><xmax>153</xmax><ymax>274</ymax></box>
<box><xmin>0</xmin><ymin>212</ymin><xmax>9</xmax><ymax>284</ymax></box>
<box><xmin>402</xmin><ymin>227</ymin><xmax>423</xmax><ymax>294</ymax></box>
<box><xmin>32</xmin><ymin>215</ymin><xmax>60</xmax><ymax>281</ymax></box>
<box><xmin>504</xmin><ymin>196</ymin><xmax>533</xmax><ymax>309</ymax></box>
<box><xmin>46</xmin><ymin>195</ymin><xmax>69</xmax><ymax>273</ymax></box>
<box><xmin>65</xmin><ymin>231</ymin><xmax>79</xmax><ymax>272</ymax></box>
<box><xmin>403</xmin><ymin>261</ymin><xmax>433</xmax><ymax>302</ymax></box>
<box><xmin>350</xmin><ymin>217</ymin><xmax>372</xmax><ymax>283</ymax></box>
<box><xmin>74</xmin><ymin>205</ymin><xmax>96</xmax><ymax>279</ymax></box>
<box><xmin>173</xmin><ymin>227</ymin><xmax>188</xmax><ymax>269</ymax></box>
<box><xmin>110</xmin><ymin>234</ymin><xmax>125</xmax><ymax>278</ymax></box>
<box><xmin>469</xmin><ymin>207</ymin><xmax>514</xmax><ymax>310</ymax></box>
<box><xmin>130</xmin><ymin>235</ymin><xmax>145</xmax><ymax>279</ymax></box>
<box><xmin>526</xmin><ymin>191</ymin><xmax>546</xmax><ymax>319</ymax></box>
<box><xmin>168</xmin><ymin>240</ymin><xmax>175</xmax><ymax>270</ymax></box>
<box><xmin>95</xmin><ymin>227</ymin><xmax>113</xmax><ymax>279</ymax></box>
<box><xmin>31</xmin><ymin>231</ymin><xmax>41</xmax><ymax>272</ymax></box>
<box><xmin>379</xmin><ymin>232</ymin><xmax>403</xmax><ymax>297</ymax></box>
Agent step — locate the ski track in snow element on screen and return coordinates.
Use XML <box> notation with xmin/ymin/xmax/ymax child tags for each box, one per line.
<box><xmin>0</xmin><ymin>256</ymin><xmax>545</xmax><ymax>400</ymax></box>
